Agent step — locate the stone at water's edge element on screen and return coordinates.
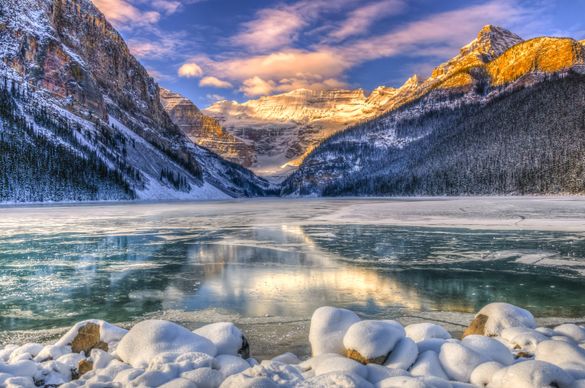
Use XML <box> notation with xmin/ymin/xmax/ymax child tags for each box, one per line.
<box><xmin>70</xmin><ymin>323</ymin><xmax>108</xmax><ymax>354</ymax></box>
<box><xmin>462</xmin><ymin>303</ymin><xmax>536</xmax><ymax>338</ymax></box>
<box><xmin>463</xmin><ymin>314</ymin><xmax>489</xmax><ymax>338</ymax></box>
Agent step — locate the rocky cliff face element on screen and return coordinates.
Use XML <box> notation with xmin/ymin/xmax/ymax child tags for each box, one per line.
<box><xmin>282</xmin><ymin>25</ymin><xmax>585</xmax><ymax>196</ymax></box>
<box><xmin>160</xmin><ymin>88</ymin><xmax>256</xmax><ymax>168</ymax></box>
<box><xmin>0</xmin><ymin>0</ymin><xmax>270</xmax><ymax>202</ymax></box>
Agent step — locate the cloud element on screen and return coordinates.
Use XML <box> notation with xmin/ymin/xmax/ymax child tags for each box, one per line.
<box><xmin>206</xmin><ymin>94</ymin><xmax>226</xmax><ymax>102</ymax></box>
<box><xmin>230</xmin><ymin>0</ymin><xmax>354</xmax><ymax>52</ymax></box>
<box><xmin>199</xmin><ymin>76</ymin><xmax>233</xmax><ymax>88</ymax></box>
<box><xmin>232</xmin><ymin>9</ymin><xmax>306</xmax><ymax>52</ymax></box>
<box><xmin>91</xmin><ymin>0</ymin><xmax>160</xmax><ymax>28</ymax></box>
<box><xmin>178</xmin><ymin>63</ymin><xmax>204</xmax><ymax>78</ymax></box>
<box><xmin>338</xmin><ymin>0</ymin><xmax>534</xmax><ymax>62</ymax></box>
<box><xmin>330</xmin><ymin>0</ymin><xmax>406</xmax><ymax>41</ymax></box>
<box><xmin>152</xmin><ymin>0</ymin><xmax>182</xmax><ymax>15</ymax></box>
<box><xmin>240</xmin><ymin>77</ymin><xmax>275</xmax><ymax>97</ymax></box>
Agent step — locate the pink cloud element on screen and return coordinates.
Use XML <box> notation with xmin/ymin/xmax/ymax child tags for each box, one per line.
<box><xmin>199</xmin><ymin>76</ymin><xmax>233</xmax><ymax>89</ymax></box>
<box><xmin>178</xmin><ymin>63</ymin><xmax>204</xmax><ymax>78</ymax></box>
<box><xmin>91</xmin><ymin>0</ymin><xmax>160</xmax><ymax>28</ymax></box>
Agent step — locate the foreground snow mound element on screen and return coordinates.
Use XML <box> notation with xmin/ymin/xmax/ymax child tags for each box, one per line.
<box><xmin>489</xmin><ymin>360</ymin><xmax>574</xmax><ymax>388</ymax></box>
<box><xmin>2</xmin><ymin>303</ymin><xmax>585</xmax><ymax>387</ymax></box>
<box><xmin>194</xmin><ymin>322</ymin><xmax>250</xmax><ymax>358</ymax></box>
<box><xmin>116</xmin><ymin>320</ymin><xmax>217</xmax><ymax>368</ymax></box>
<box><xmin>309</xmin><ymin>307</ymin><xmax>360</xmax><ymax>356</ymax></box>
<box><xmin>343</xmin><ymin>320</ymin><xmax>405</xmax><ymax>364</ymax></box>
<box><xmin>463</xmin><ymin>303</ymin><xmax>536</xmax><ymax>337</ymax></box>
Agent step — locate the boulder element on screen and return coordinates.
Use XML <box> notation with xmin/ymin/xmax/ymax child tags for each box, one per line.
<box><xmin>55</xmin><ymin>320</ymin><xmax>127</xmax><ymax>355</ymax></box>
<box><xmin>384</xmin><ymin>337</ymin><xmax>418</xmax><ymax>370</ymax></box>
<box><xmin>309</xmin><ymin>307</ymin><xmax>360</xmax><ymax>356</ymax></box>
<box><xmin>343</xmin><ymin>320</ymin><xmax>405</xmax><ymax>364</ymax></box>
<box><xmin>70</xmin><ymin>323</ymin><xmax>108</xmax><ymax>354</ymax></box>
<box><xmin>194</xmin><ymin>322</ymin><xmax>250</xmax><ymax>358</ymax></box>
<box><xmin>554</xmin><ymin>324</ymin><xmax>585</xmax><ymax>342</ymax></box>
<box><xmin>405</xmin><ymin>323</ymin><xmax>451</xmax><ymax>342</ymax></box>
<box><xmin>470</xmin><ymin>361</ymin><xmax>504</xmax><ymax>387</ymax></box>
<box><xmin>461</xmin><ymin>335</ymin><xmax>514</xmax><ymax>366</ymax></box>
<box><xmin>535</xmin><ymin>340</ymin><xmax>585</xmax><ymax>377</ymax></box>
<box><xmin>116</xmin><ymin>320</ymin><xmax>217</xmax><ymax>368</ymax></box>
<box><xmin>439</xmin><ymin>342</ymin><xmax>488</xmax><ymax>382</ymax></box>
<box><xmin>409</xmin><ymin>350</ymin><xmax>448</xmax><ymax>380</ymax></box>
<box><xmin>463</xmin><ymin>303</ymin><xmax>536</xmax><ymax>337</ymax></box>
<box><xmin>489</xmin><ymin>360</ymin><xmax>574</xmax><ymax>388</ymax></box>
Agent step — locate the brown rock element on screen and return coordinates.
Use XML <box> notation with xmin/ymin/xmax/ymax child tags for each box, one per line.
<box><xmin>77</xmin><ymin>359</ymin><xmax>94</xmax><ymax>378</ymax></box>
<box><xmin>463</xmin><ymin>314</ymin><xmax>489</xmax><ymax>338</ymax></box>
<box><xmin>71</xmin><ymin>323</ymin><xmax>108</xmax><ymax>354</ymax></box>
<box><xmin>346</xmin><ymin>348</ymin><xmax>387</xmax><ymax>365</ymax></box>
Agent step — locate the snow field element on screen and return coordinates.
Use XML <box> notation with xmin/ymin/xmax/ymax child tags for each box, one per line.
<box><xmin>1</xmin><ymin>303</ymin><xmax>585</xmax><ymax>387</ymax></box>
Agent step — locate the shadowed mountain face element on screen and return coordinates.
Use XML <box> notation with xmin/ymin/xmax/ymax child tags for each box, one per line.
<box><xmin>159</xmin><ymin>88</ymin><xmax>256</xmax><ymax>168</ymax></box>
<box><xmin>0</xmin><ymin>0</ymin><xmax>270</xmax><ymax>202</ymax></box>
<box><xmin>281</xmin><ymin>26</ymin><xmax>585</xmax><ymax>196</ymax></box>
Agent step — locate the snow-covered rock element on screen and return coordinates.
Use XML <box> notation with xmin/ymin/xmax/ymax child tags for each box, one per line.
<box><xmin>309</xmin><ymin>307</ymin><xmax>361</xmax><ymax>356</ymax></box>
<box><xmin>554</xmin><ymin>324</ymin><xmax>585</xmax><ymax>342</ymax></box>
<box><xmin>463</xmin><ymin>303</ymin><xmax>536</xmax><ymax>337</ymax></box>
<box><xmin>311</xmin><ymin>354</ymin><xmax>368</xmax><ymax>379</ymax></box>
<box><xmin>410</xmin><ymin>350</ymin><xmax>448</xmax><ymax>380</ymax></box>
<box><xmin>405</xmin><ymin>323</ymin><xmax>451</xmax><ymax>342</ymax></box>
<box><xmin>343</xmin><ymin>320</ymin><xmax>405</xmax><ymax>364</ymax></box>
<box><xmin>489</xmin><ymin>360</ymin><xmax>574</xmax><ymax>388</ymax></box>
<box><xmin>366</xmin><ymin>364</ymin><xmax>409</xmax><ymax>384</ymax></box>
<box><xmin>461</xmin><ymin>335</ymin><xmax>514</xmax><ymax>365</ymax></box>
<box><xmin>214</xmin><ymin>354</ymin><xmax>252</xmax><ymax>378</ymax></box>
<box><xmin>469</xmin><ymin>361</ymin><xmax>504</xmax><ymax>387</ymax></box>
<box><xmin>384</xmin><ymin>337</ymin><xmax>418</xmax><ymax>370</ymax></box>
<box><xmin>439</xmin><ymin>342</ymin><xmax>488</xmax><ymax>383</ymax></box>
<box><xmin>535</xmin><ymin>340</ymin><xmax>585</xmax><ymax>377</ymax></box>
<box><xmin>194</xmin><ymin>322</ymin><xmax>249</xmax><ymax>358</ymax></box>
<box><xmin>116</xmin><ymin>320</ymin><xmax>217</xmax><ymax>368</ymax></box>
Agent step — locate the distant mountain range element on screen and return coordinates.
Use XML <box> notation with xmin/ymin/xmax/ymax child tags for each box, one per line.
<box><xmin>1</xmin><ymin>0</ymin><xmax>584</xmax><ymax>202</ymax></box>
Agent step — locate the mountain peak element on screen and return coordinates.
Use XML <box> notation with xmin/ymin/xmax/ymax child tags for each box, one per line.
<box><xmin>461</xmin><ymin>25</ymin><xmax>523</xmax><ymax>61</ymax></box>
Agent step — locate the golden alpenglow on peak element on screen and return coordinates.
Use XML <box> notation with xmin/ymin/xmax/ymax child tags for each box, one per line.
<box><xmin>486</xmin><ymin>37</ymin><xmax>585</xmax><ymax>86</ymax></box>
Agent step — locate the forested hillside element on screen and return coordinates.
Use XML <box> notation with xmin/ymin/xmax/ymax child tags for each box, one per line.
<box><xmin>283</xmin><ymin>74</ymin><xmax>585</xmax><ymax>196</ymax></box>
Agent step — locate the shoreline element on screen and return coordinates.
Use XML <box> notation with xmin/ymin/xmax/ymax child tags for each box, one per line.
<box><xmin>2</xmin><ymin>304</ymin><xmax>585</xmax><ymax>387</ymax></box>
<box><xmin>4</xmin><ymin>308</ymin><xmax>585</xmax><ymax>360</ymax></box>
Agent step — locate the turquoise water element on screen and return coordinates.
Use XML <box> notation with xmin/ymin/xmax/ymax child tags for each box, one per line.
<box><xmin>1</xmin><ymin>199</ymin><xmax>585</xmax><ymax>334</ymax></box>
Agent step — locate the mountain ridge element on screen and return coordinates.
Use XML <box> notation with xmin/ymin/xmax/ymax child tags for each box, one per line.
<box><xmin>281</xmin><ymin>25</ymin><xmax>585</xmax><ymax>196</ymax></box>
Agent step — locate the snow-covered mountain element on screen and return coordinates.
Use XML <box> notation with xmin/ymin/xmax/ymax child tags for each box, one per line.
<box><xmin>282</xmin><ymin>26</ymin><xmax>585</xmax><ymax>196</ymax></box>
<box><xmin>0</xmin><ymin>0</ymin><xmax>271</xmax><ymax>203</ymax></box>
<box><xmin>204</xmin><ymin>87</ymin><xmax>404</xmax><ymax>180</ymax></box>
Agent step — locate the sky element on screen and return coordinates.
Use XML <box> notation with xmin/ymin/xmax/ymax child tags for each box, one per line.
<box><xmin>91</xmin><ymin>0</ymin><xmax>585</xmax><ymax>108</ymax></box>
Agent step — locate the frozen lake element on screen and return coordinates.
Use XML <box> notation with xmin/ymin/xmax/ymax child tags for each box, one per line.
<box><xmin>2</xmin><ymin>198</ymin><xmax>585</xmax><ymax>355</ymax></box>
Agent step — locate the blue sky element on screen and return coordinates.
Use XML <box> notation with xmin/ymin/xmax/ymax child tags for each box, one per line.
<box><xmin>92</xmin><ymin>0</ymin><xmax>585</xmax><ymax>107</ymax></box>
